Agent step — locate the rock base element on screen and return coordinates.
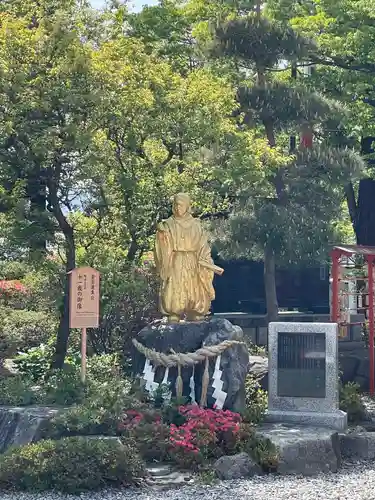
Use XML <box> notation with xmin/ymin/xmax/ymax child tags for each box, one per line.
<box><xmin>133</xmin><ymin>318</ymin><xmax>249</xmax><ymax>411</ymax></box>
<box><xmin>145</xmin><ymin>464</ymin><xmax>194</xmax><ymax>489</ymax></box>
<box><xmin>214</xmin><ymin>453</ymin><xmax>262</xmax><ymax>479</ymax></box>
<box><xmin>340</xmin><ymin>429</ymin><xmax>375</xmax><ymax>459</ymax></box>
<box><xmin>0</xmin><ymin>406</ymin><xmax>61</xmax><ymax>453</ymax></box>
<box><xmin>256</xmin><ymin>423</ymin><xmax>341</xmax><ymax>476</ymax></box>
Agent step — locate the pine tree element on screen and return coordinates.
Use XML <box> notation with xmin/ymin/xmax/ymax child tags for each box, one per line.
<box><xmin>210</xmin><ymin>0</ymin><xmax>363</xmax><ymax>321</ymax></box>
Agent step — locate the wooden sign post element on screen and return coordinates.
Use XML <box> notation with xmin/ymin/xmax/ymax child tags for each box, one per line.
<box><xmin>69</xmin><ymin>266</ymin><xmax>100</xmax><ymax>383</ymax></box>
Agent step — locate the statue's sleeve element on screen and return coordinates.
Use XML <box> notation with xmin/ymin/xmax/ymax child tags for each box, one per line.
<box><xmin>197</xmin><ymin>224</ymin><xmax>215</xmax><ymax>299</ymax></box>
<box><xmin>198</xmin><ymin>225</ymin><xmax>214</xmax><ymax>264</ymax></box>
<box><xmin>154</xmin><ymin>221</ymin><xmax>172</xmax><ymax>281</ymax></box>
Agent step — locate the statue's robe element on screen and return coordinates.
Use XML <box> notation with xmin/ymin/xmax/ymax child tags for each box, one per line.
<box><xmin>154</xmin><ymin>213</ymin><xmax>214</xmax><ymax>318</ymax></box>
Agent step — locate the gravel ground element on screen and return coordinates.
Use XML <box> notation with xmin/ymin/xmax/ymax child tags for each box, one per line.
<box><xmin>1</xmin><ymin>460</ymin><xmax>375</xmax><ymax>500</ymax></box>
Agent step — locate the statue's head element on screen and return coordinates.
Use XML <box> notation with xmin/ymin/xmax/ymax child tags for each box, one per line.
<box><xmin>172</xmin><ymin>193</ymin><xmax>191</xmax><ymax>218</ymax></box>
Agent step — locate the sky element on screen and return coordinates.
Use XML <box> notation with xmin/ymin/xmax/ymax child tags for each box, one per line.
<box><xmin>90</xmin><ymin>0</ymin><xmax>158</xmax><ymax>12</ymax></box>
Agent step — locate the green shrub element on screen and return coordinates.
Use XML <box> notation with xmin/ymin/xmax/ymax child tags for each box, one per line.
<box><xmin>120</xmin><ymin>408</ymin><xmax>171</xmax><ymax>461</ymax></box>
<box><xmin>234</xmin><ymin>423</ymin><xmax>278</xmax><ymax>472</ymax></box>
<box><xmin>0</xmin><ymin>368</ymin><xmax>85</xmax><ymax>407</ymax></box>
<box><xmin>0</xmin><ymin>260</ymin><xmax>28</xmax><ymax>280</ymax></box>
<box><xmin>90</xmin><ymin>263</ymin><xmax>159</xmax><ymax>369</ymax></box>
<box><xmin>45</xmin><ymin>405</ymin><xmax>119</xmax><ymax>438</ymax></box>
<box><xmin>0</xmin><ymin>376</ymin><xmax>39</xmax><ymax>406</ymax></box>
<box><xmin>14</xmin><ymin>335</ymin><xmax>82</xmax><ymax>383</ymax></box>
<box><xmin>0</xmin><ymin>436</ymin><xmax>145</xmax><ymax>493</ymax></box>
<box><xmin>0</xmin><ymin>308</ymin><xmax>57</xmax><ymax>359</ymax></box>
<box><xmin>14</xmin><ymin>349</ymin><xmax>116</xmax><ymax>384</ymax></box>
<box><xmin>242</xmin><ymin>373</ymin><xmax>268</xmax><ymax>424</ymax></box>
<box><xmin>41</xmin><ymin>367</ymin><xmax>86</xmax><ymax>406</ymax></box>
<box><xmin>0</xmin><ymin>353</ymin><xmax>133</xmax><ymax>410</ymax></box>
<box><xmin>339</xmin><ymin>381</ymin><xmax>367</xmax><ymax>422</ymax></box>
<box><xmin>13</xmin><ymin>343</ymin><xmax>54</xmax><ymax>382</ymax></box>
<box><xmin>44</xmin><ymin>376</ymin><xmax>137</xmax><ymax>438</ymax></box>
<box><xmin>87</xmin><ymin>353</ymin><xmax>122</xmax><ymax>382</ymax></box>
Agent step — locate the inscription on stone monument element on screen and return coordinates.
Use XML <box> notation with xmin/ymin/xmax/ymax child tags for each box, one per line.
<box><xmin>277</xmin><ymin>332</ymin><xmax>326</xmax><ymax>398</ymax></box>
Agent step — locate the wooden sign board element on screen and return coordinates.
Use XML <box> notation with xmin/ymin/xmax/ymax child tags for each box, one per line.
<box><xmin>69</xmin><ymin>267</ymin><xmax>100</xmax><ymax>329</ymax></box>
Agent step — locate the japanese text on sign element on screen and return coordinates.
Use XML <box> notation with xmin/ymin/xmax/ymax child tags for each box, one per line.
<box><xmin>69</xmin><ymin>267</ymin><xmax>100</xmax><ymax>329</ymax></box>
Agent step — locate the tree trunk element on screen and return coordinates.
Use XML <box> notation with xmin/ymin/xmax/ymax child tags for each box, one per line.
<box><xmin>47</xmin><ymin>175</ymin><xmax>76</xmax><ymax>369</ymax></box>
<box><xmin>264</xmin><ymin>241</ymin><xmax>278</xmax><ymax>323</ymax></box>
<box><xmin>355</xmin><ymin>137</ymin><xmax>375</xmax><ymax>245</ymax></box>
<box><xmin>345</xmin><ymin>137</ymin><xmax>375</xmax><ymax>246</ymax></box>
<box><xmin>26</xmin><ymin>168</ymin><xmax>47</xmax><ymax>257</ymax></box>
<box><xmin>126</xmin><ymin>240</ymin><xmax>139</xmax><ymax>262</ymax></box>
<box><xmin>355</xmin><ymin>178</ymin><xmax>375</xmax><ymax>246</ymax></box>
<box><xmin>51</xmin><ymin>226</ymin><xmax>75</xmax><ymax>369</ymax></box>
<box><xmin>256</xmin><ymin>60</ymin><xmax>280</xmax><ymax>323</ymax></box>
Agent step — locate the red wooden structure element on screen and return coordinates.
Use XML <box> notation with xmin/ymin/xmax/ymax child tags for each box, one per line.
<box><xmin>330</xmin><ymin>245</ymin><xmax>375</xmax><ymax>395</ymax></box>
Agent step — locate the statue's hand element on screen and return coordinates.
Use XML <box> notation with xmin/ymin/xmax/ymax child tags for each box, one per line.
<box><xmin>157</xmin><ymin>221</ymin><xmax>167</xmax><ymax>232</ymax></box>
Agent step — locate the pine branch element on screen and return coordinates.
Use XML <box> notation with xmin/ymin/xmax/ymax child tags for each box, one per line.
<box><xmin>311</xmin><ymin>55</ymin><xmax>375</xmax><ymax>75</ymax></box>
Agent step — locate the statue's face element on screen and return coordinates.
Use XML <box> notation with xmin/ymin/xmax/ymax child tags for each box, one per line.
<box><xmin>173</xmin><ymin>198</ymin><xmax>189</xmax><ymax>217</ymax></box>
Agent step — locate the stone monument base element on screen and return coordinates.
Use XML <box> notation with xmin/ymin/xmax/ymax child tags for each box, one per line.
<box><xmin>265</xmin><ymin>409</ymin><xmax>347</xmax><ymax>431</ymax></box>
<box><xmin>257</xmin><ymin>423</ymin><xmax>341</xmax><ymax>475</ymax></box>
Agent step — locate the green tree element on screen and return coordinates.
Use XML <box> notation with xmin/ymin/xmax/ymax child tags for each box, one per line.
<box><xmin>88</xmin><ymin>36</ymin><xmax>241</xmax><ymax>260</ymax></box>
<box><xmin>0</xmin><ymin>4</ymin><xmax>100</xmax><ymax>367</ymax></box>
<box><xmin>266</xmin><ymin>0</ymin><xmax>375</xmax><ymax>245</ymax></box>
<box><xmin>0</xmin><ymin>0</ymin><xmax>257</xmax><ymax>367</ymax></box>
<box><xmin>207</xmin><ymin>1</ymin><xmax>363</xmax><ymax>321</ymax></box>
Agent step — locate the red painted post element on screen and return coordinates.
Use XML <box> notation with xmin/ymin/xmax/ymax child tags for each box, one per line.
<box><xmin>330</xmin><ymin>249</ymin><xmax>340</xmax><ymax>324</ymax></box>
<box><xmin>367</xmin><ymin>256</ymin><xmax>375</xmax><ymax>395</ymax></box>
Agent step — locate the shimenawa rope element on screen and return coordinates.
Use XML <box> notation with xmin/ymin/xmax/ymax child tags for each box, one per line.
<box><xmin>133</xmin><ymin>338</ymin><xmax>245</xmax><ymax>406</ymax></box>
<box><xmin>132</xmin><ymin>338</ymin><xmax>245</xmax><ymax>367</ymax></box>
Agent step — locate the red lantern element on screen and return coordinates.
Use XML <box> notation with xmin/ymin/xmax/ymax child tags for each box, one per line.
<box><xmin>300</xmin><ymin>126</ymin><xmax>313</xmax><ymax>148</ymax></box>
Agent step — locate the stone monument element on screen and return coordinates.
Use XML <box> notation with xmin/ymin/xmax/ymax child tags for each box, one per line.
<box><xmin>132</xmin><ymin>193</ymin><xmax>249</xmax><ymax>411</ymax></box>
<box><xmin>266</xmin><ymin>322</ymin><xmax>347</xmax><ymax>430</ymax></box>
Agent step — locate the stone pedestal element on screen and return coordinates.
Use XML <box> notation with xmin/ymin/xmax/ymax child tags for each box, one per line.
<box><xmin>132</xmin><ymin>318</ymin><xmax>249</xmax><ymax>411</ymax></box>
<box><xmin>266</xmin><ymin>322</ymin><xmax>347</xmax><ymax>431</ymax></box>
<box><xmin>266</xmin><ymin>409</ymin><xmax>347</xmax><ymax>431</ymax></box>
<box><xmin>256</xmin><ymin>423</ymin><xmax>341</xmax><ymax>475</ymax></box>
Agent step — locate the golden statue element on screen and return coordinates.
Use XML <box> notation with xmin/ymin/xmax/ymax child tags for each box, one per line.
<box><xmin>154</xmin><ymin>193</ymin><xmax>223</xmax><ymax>323</ymax></box>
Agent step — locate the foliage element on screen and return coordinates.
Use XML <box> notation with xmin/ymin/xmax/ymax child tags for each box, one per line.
<box><xmin>120</xmin><ymin>408</ymin><xmax>171</xmax><ymax>461</ymax></box>
<box><xmin>0</xmin><ymin>308</ymin><xmax>57</xmax><ymax>360</ymax></box>
<box><xmin>204</xmin><ymin>0</ymin><xmax>365</xmax><ymax>319</ymax></box>
<box><xmin>13</xmin><ymin>345</ymin><xmax>54</xmax><ymax>382</ymax></box>
<box><xmin>44</xmin><ymin>361</ymin><xmax>135</xmax><ymax>437</ymax></box>
<box><xmin>0</xmin><ymin>376</ymin><xmax>38</xmax><ymax>406</ymax></box>
<box><xmin>265</xmin><ymin>0</ymin><xmax>375</xmax><ymax>246</ymax></box>
<box><xmin>0</xmin><ymin>352</ymin><xmax>130</xmax><ymax>407</ymax></box>
<box><xmin>0</xmin><ymin>280</ymin><xmax>27</xmax><ymax>308</ymax></box>
<box><xmin>339</xmin><ymin>381</ymin><xmax>367</xmax><ymax>423</ymax></box>
<box><xmin>120</xmin><ymin>403</ymin><xmax>278</xmax><ymax>471</ymax></box>
<box><xmin>0</xmin><ymin>436</ymin><xmax>145</xmax><ymax>494</ymax></box>
<box><xmin>168</xmin><ymin>406</ymin><xmax>242</xmax><ymax>468</ymax></box>
<box><xmin>242</xmin><ymin>374</ymin><xmax>268</xmax><ymax>425</ymax></box>
<box><xmin>13</xmin><ymin>340</ymin><xmax>80</xmax><ymax>382</ymax></box>
<box><xmin>266</xmin><ymin>0</ymin><xmax>375</xmax><ymax>139</ymax></box>
<box><xmin>41</xmin><ymin>366</ymin><xmax>86</xmax><ymax>406</ymax></box>
<box><xmin>246</xmin><ymin>339</ymin><xmax>267</xmax><ymax>356</ymax></box>
<box><xmin>90</xmin><ymin>263</ymin><xmax>159</xmax><ymax>362</ymax></box>
<box><xmin>234</xmin><ymin>422</ymin><xmax>279</xmax><ymax>472</ymax></box>
<box><xmin>0</xmin><ymin>367</ymin><xmax>85</xmax><ymax>407</ymax></box>
<box><xmin>46</xmin><ymin>387</ymin><xmax>135</xmax><ymax>439</ymax></box>
<box><xmin>197</xmin><ymin>469</ymin><xmax>219</xmax><ymax>485</ymax></box>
